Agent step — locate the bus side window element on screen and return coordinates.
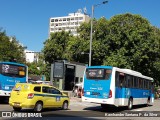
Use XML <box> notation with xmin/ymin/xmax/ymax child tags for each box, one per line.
<box><xmin>119</xmin><ymin>73</ymin><xmax>125</xmax><ymax>88</ymax></box>
<box><xmin>150</xmin><ymin>81</ymin><xmax>153</xmax><ymax>90</ymax></box>
<box><xmin>134</xmin><ymin>77</ymin><xmax>138</xmax><ymax>88</ymax></box>
<box><xmin>133</xmin><ymin>76</ymin><xmax>137</xmax><ymax>88</ymax></box>
<box><xmin>0</xmin><ymin>64</ymin><xmax>2</xmax><ymax>74</ymax></box>
<box><xmin>126</xmin><ymin>75</ymin><xmax>133</xmax><ymax>88</ymax></box>
<box><xmin>151</xmin><ymin>82</ymin><xmax>154</xmax><ymax>93</ymax></box>
<box><xmin>138</xmin><ymin>79</ymin><xmax>143</xmax><ymax>89</ymax></box>
<box><xmin>147</xmin><ymin>81</ymin><xmax>150</xmax><ymax>90</ymax></box>
<box><xmin>115</xmin><ymin>72</ymin><xmax>119</xmax><ymax>87</ymax></box>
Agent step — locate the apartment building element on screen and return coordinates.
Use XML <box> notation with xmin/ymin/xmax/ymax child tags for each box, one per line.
<box><xmin>49</xmin><ymin>9</ymin><xmax>90</xmax><ymax>36</ymax></box>
<box><xmin>25</xmin><ymin>50</ymin><xmax>39</xmax><ymax>63</ymax></box>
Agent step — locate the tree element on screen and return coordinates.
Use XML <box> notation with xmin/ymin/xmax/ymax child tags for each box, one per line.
<box><xmin>103</xmin><ymin>13</ymin><xmax>160</xmax><ymax>80</ymax></box>
<box><xmin>150</xmin><ymin>26</ymin><xmax>160</xmax><ymax>83</ymax></box>
<box><xmin>26</xmin><ymin>62</ymin><xmax>40</xmax><ymax>75</ymax></box>
<box><xmin>72</xmin><ymin>17</ymin><xmax>109</xmax><ymax>65</ymax></box>
<box><xmin>76</xmin><ymin>13</ymin><xmax>160</xmax><ymax>83</ymax></box>
<box><xmin>0</xmin><ymin>29</ymin><xmax>25</xmax><ymax>63</ymax></box>
<box><xmin>43</xmin><ymin>31</ymin><xmax>74</xmax><ymax>63</ymax></box>
<box><xmin>42</xmin><ymin>13</ymin><xmax>160</xmax><ymax>83</ymax></box>
<box><xmin>67</xmin><ymin>36</ymin><xmax>89</xmax><ymax>64</ymax></box>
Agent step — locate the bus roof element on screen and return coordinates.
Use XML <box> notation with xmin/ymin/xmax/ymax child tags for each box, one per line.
<box><xmin>87</xmin><ymin>66</ymin><xmax>113</xmax><ymax>69</ymax></box>
<box><xmin>114</xmin><ymin>67</ymin><xmax>153</xmax><ymax>81</ymax></box>
<box><xmin>0</xmin><ymin>61</ymin><xmax>26</xmax><ymax>67</ymax></box>
<box><xmin>86</xmin><ymin>66</ymin><xmax>153</xmax><ymax>81</ymax></box>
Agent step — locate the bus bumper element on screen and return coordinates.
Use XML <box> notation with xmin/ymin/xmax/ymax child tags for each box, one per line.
<box><xmin>0</xmin><ymin>90</ymin><xmax>10</xmax><ymax>96</ymax></box>
<box><xmin>82</xmin><ymin>96</ymin><xmax>114</xmax><ymax>105</ymax></box>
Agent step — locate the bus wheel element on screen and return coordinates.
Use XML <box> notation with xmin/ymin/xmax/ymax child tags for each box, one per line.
<box><xmin>128</xmin><ymin>98</ymin><xmax>133</xmax><ymax>110</ymax></box>
<box><xmin>13</xmin><ymin>107</ymin><xmax>21</xmax><ymax>112</ymax></box>
<box><xmin>101</xmin><ymin>104</ymin><xmax>108</xmax><ymax>109</ymax></box>
<box><xmin>34</xmin><ymin>102</ymin><xmax>43</xmax><ymax>112</ymax></box>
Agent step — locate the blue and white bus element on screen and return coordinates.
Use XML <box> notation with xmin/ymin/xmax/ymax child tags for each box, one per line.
<box><xmin>0</xmin><ymin>62</ymin><xmax>28</xmax><ymax>100</ymax></box>
<box><xmin>82</xmin><ymin>66</ymin><xmax>154</xmax><ymax>109</ymax></box>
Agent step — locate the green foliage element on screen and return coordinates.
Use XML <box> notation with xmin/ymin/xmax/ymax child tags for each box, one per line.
<box><xmin>42</xmin><ymin>13</ymin><xmax>160</xmax><ymax>84</ymax></box>
<box><xmin>26</xmin><ymin>62</ymin><xmax>40</xmax><ymax>75</ymax></box>
<box><xmin>73</xmin><ymin>17</ymin><xmax>109</xmax><ymax>65</ymax></box>
<box><xmin>0</xmin><ymin>29</ymin><xmax>25</xmax><ymax>63</ymax></box>
<box><xmin>26</xmin><ymin>53</ymin><xmax>51</xmax><ymax>80</ymax></box>
<box><xmin>103</xmin><ymin>13</ymin><xmax>160</xmax><ymax>81</ymax></box>
<box><xmin>68</xmin><ymin>36</ymin><xmax>89</xmax><ymax>64</ymax></box>
<box><xmin>43</xmin><ymin>31</ymin><xmax>74</xmax><ymax>63</ymax></box>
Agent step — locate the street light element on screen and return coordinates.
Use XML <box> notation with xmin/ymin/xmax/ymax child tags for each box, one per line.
<box><xmin>89</xmin><ymin>1</ymin><xmax>108</xmax><ymax>66</ymax></box>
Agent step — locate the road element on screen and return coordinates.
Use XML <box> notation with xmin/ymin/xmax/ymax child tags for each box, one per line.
<box><xmin>0</xmin><ymin>98</ymin><xmax>160</xmax><ymax>120</ymax></box>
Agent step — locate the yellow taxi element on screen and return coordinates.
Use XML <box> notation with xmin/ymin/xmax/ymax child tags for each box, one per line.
<box><xmin>9</xmin><ymin>83</ymin><xmax>69</xmax><ymax>112</ymax></box>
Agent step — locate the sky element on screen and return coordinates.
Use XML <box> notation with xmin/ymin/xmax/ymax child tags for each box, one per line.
<box><xmin>0</xmin><ymin>0</ymin><xmax>160</xmax><ymax>52</ymax></box>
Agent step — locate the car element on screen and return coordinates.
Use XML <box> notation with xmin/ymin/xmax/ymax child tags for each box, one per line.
<box><xmin>9</xmin><ymin>83</ymin><xmax>69</xmax><ymax>112</ymax></box>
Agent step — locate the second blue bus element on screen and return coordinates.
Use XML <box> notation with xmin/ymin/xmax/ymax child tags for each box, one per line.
<box><xmin>0</xmin><ymin>61</ymin><xmax>28</xmax><ymax>101</ymax></box>
<box><xmin>82</xmin><ymin>66</ymin><xmax>154</xmax><ymax>109</ymax></box>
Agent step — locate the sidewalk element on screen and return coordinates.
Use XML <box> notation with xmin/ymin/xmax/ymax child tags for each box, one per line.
<box><xmin>63</xmin><ymin>91</ymin><xmax>82</xmax><ymax>102</ymax></box>
<box><xmin>70</xmin><ymin>97</ymin><xmax>82</xmax><ymax>102</ymax></box>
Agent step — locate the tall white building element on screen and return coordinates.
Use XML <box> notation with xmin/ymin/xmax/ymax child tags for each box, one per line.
<box><xmin>49</xmin><ymin>9</ymin><xmax>90</xmax><ymax>36</ymax></box>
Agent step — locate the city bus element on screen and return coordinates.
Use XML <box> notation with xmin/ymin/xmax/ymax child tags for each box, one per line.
<box><xmin>0</xmin><ymin>61</ymin><xmax>28</xmax><ymax>101</ymax></box>
<box><xmin>82</xmin><ymin>66</ymin><xmax>154</xmax><ymax>109</ymax></box>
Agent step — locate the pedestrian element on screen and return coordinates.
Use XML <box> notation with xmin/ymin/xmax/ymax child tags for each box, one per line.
<box><xmin>74</xmin><ymin>88</ymin><xmax>78</xmax><ymax>97</ymax></box>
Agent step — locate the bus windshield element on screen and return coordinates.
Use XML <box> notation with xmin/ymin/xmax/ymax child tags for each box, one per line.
<box><xmin>86</xmin><ymin>68</ymin><xmax>112</xmax><ymax>80</ymax></box>
<box><xmin>0</xmin><ymin>64</ymin><xmax>26</xmax><ymax>77</ymax></box>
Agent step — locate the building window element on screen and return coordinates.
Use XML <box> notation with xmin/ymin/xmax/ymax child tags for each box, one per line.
<box><xmin>63</xmin><ymin>18</ymin><xmax>66</xmax><ymax>21</ymax></box>
<box><xmin>50</xmin><ymin>28</ymin><xmax>54</xmax><ymax>31</ymax></box>
<box><xmin>75</xmin><ymin>22</ymin><xmax>78</xmax><ymax>25</ymax></box>
<box><xmin>70</xmin><ymin>22</ymin><xmax>74</xmax><ymax>25</ymax></box>
<box><xmin>63</xmin><ymin>23</ymin><xmax>66</xmax><ymax>26</ymax></box>
<box><xmin>79</xmin><ymin>17</ymin><xmax>83</xmax><ymax>20</ymax></box>
<box><xmin>67</xmin><ymin>18</ymin><xmax>70</xmax><ymax>21</ymax></box>
<box><xmin>55</xmin><ymin>19</ymin><xmax>58</xmax><ymax>22</ymax></box>
<box><xmin>59</xmin><ymin>19</ymin><xmax>62</xmax><ymax>22</ymax></box>
<box><xmin>51</xmin><ymin>23</ymin><xmax>54</xmax><ymax>26</ymax></box>
<box><xmin>51</xmin><ymin>19</ymin><xmax>54</xmax><ymax>22</ymax></box>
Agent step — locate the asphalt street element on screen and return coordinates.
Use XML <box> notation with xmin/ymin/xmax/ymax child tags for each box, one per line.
<box><xmin>0</xmin><ymin>98</ymin><xmax>160</xmax><ymax>120</ymax></box>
